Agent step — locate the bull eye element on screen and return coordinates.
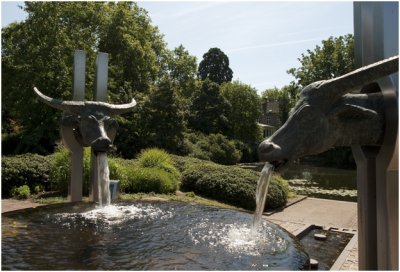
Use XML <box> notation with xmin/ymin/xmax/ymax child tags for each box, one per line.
<box><xmin>104</xmin><ymin>117</ymin><xmax>118</xmax><ymax>129</ymax></box>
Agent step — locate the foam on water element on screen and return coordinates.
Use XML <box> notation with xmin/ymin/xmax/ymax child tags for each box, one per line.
<box><xmin>50</xmin><ymin>204</ymin><xmax>173</xmax><ymax>228</ymax></box>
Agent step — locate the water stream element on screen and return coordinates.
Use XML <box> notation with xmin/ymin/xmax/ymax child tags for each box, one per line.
<box><xmin>252</xmin><ymin>162</ymin><xmax>274</xmax><ymax>229</ymax></box>
<box><xmin>97</xmin><ymin>152</ymin><xmax>111</xmax><ymax>207</ymax></box>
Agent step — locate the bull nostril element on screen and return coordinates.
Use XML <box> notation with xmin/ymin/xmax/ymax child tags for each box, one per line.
<box><xmin>91</xmin><ymin>137</ymin><xmax>112</xmax><ymax>151</ymax></box>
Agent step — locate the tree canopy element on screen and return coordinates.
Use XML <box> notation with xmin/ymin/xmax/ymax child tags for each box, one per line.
<box><xmin>287</xmin><ymin>34</ymin><xmax>354</xmax><ymax>88</ymax></box>
<box><xmin>220</xmin><ymin>81</ymin><xmax>261</xmax><ymax>143</ymax></box>
<box><xmin>187</xmin><ymin>79</ymin><xmax>231</xmax><ymax>135</ymax></box>
<box><xmin>1</xmin><ymin>2</ymin><xmax>180</xmax><ymax>154</ymax></box>
<box><xmin>198</xmin><ymin>47</ymin><xmax>233</xmax><ymax>84</ymax></box>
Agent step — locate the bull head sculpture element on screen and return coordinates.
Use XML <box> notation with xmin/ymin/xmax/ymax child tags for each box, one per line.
<box><xmin>33</xmin><ymin>87</ymin><xmax>136</xmax><ymax>152</ymax></box>
<box><xmin>259</xmin><ymin>56</ymin><xmax>398</xmax><ymax>170</ymax></box>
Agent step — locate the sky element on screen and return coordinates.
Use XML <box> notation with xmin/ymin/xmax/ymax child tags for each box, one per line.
<box><xmin>1</xmin><ymin>1</ymin><xmax>354</xmax><ymax>93</ymax></box>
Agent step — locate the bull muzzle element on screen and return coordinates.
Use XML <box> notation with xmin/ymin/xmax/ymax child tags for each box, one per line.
<box><xmin>258</xmin><ymin>140</ymin><xmax>288</xmax><ymax>170</ymax></box>
<box><xmin>91</xmin><ymin>137</ymin><xmax>112</xmax><ymax>153</ymax></box>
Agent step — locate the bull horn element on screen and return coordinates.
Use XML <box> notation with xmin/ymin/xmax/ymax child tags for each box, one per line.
<box><xmin>33</xmin><ymin>87</ymin><xmax>84</xmax><ymax>114</ymax></box>
<box><xmin>330</xmin><ymin>55</ymin><xmax>398</xmax><ymax>92</ymax></box>
<box><xmin>303</xmin><ymin>55</ymin><xmax>399</xmax><ymax>103</ymax></box>
<box><xmin>107</xmin><ymin>98</ymin><xmax>137</xmax><ymax>116</ymax></box>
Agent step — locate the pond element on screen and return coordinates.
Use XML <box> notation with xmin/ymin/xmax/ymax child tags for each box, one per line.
<box><xmin>281</xmin><ymin>164</ymin><xmax>357</xmax><ymax>202</ymax></box>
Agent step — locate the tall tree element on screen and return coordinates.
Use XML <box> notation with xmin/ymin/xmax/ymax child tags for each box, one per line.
<box><xmin>188</xmin><ymin>79</ymin><xmax>231</xmax><ymax>135</ymax></box>
<box><xmin>287</xmin><ymin>34</ymin><xmax>354</xmax><ymax>88</ymax></box>
<box><xmin>198</xmin><ymin>47</ymin><xmax>233</xmax><ymax>84</ymax></box>
<box><xmin>220</xmin><ymin>81</ymin><xmax>261</xmax><ymax>143</ymax></box>
<box><xmin>2</xmin><ymin>2</ymin><xmax>168</xmax><ymax>154</ymax></box>
<box><xmin>164</xmin><ymin>45</ymin><xmax>198</xmax><ymax>99</ymax></box>
<box><xmin>141</xmin><ymin>78</ymin><xmax>186</xmax><ymax>154</ymax></box>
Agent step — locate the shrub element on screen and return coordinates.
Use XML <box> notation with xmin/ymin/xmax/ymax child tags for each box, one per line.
<box><xmin>10</xmin><ymin>185</ymin><xmax>31</xmax><ymax>199</ymax></box>
<box><xmin>183</xmin><ymin>132</ymin><xmax>242</xmax><ymax>165</ymax></box>
<box><xmin>175</xmin><ymin>155</ymin><xmax>288</xmax><ymax>210</ymax></box>
<box><xmin>1</xmin><ymin>153</ymin><xmax>52</xmax><ymax>197</ymax></box>
<box><xmin>49</xmin><ymin>147</ymin><xmax>92</xmax><ymax>195</ymax></box>
<box><xmin>119</xmin><ymin>166</ymin><xmax>178</xmax><ymax>194</ymax></box>
<box><xmin>137</xmin><ymin>148</ymin><xmax>181</xmax><ymax>181</ymax></box>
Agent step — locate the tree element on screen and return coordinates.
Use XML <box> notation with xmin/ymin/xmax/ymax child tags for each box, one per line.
<box><xmin>164</xmin><ymin>45</ymin><xmax>198</xmax><ymax>99</ymax></box>
<box><xmin>220</xmin><ymin>81</ymin><xmax>261</xmax><ymax>143</ymax></box>
<box><xmin>2</xmin><ymin>2</ymin><xmax>169</xmax><ymax>154</ymax></box>
<box><xmin>287</xmin><ymin>34</ymin><xmax>354</xmax><ymax>88</ymax></box>
<box><xmin>187</xmin><ymin>79</ymin><xmax>231</xmax><ymax>135</ymax></box>
<box><xmin>198</xmin><ymin>47</ymin><xmax>233</xmax><ymax>84</ymax></box>
<box><xmin>141</xmin><ymin>78</ymin><xmax>186</xmax><ymax>154</ymax></box>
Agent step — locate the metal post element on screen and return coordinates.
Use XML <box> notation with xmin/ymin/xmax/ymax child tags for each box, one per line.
<box><xmin>89</xmin><ymin>52</ymin><xmax>109</xmax><ymax>203</ymax></box>
<box><xmin>353</xmin><ymin>2</ymin><xmax>398</xmax><ymax>270</ymax></box>
<box><xmin>62</xmin><ymin>50</ymin><xmax>86</xmax><ymax>202</ymax></box>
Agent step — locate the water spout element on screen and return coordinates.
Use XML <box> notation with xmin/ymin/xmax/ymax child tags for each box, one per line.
<box><xmin>97</xmin><ymin>152</ymin><xmax>111</xmax><ymax>207</ymax></box>
<box><xmin>252</xmin><ymin>162</ymin><xmax>274</xmax><ymax>229</ymax></box>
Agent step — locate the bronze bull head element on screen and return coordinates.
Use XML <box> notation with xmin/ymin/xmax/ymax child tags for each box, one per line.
<box><xmin>33</xmin><ymin>87</ymin><xmax>136</xmax><ymax>152</ymax></box>
<box><xmin>259</xmin><ymin>56</ymin><xmax>398</xmax><ymax>170</ymax></box>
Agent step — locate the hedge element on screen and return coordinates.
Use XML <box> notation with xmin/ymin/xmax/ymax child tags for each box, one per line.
<box><xmin>172</xmin><ymin>155</ymin><xmax>289</xmax><ymax>210</ymax></box>
<box><xmin>2</xmin><ymin>153</ymin><xmax>52</xmax><ymax>197</ymax></box>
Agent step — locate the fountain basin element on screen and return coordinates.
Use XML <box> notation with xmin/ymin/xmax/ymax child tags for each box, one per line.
<box><xmin>2</xmin><ymin>201</ymin><xmax>309</xmax><ymax>270</ymax></box>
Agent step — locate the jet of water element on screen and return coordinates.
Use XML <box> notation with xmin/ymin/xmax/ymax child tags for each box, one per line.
<box><xmin>97</xmin><ymin>152</ymin><xmax>111</xmax><ymax>207</ymax></box>
<box><xmin>252</xmin><ymin>162</ymin><xmax>274</xmax><ymax>229</ymax></box>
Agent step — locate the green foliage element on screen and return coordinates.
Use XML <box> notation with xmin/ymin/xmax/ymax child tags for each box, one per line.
<box><xmin>139</xmin><ymin>79</ymin><xmax>186</xmax><ymax>154</ymax></box>
<box><xmin>118</xmin><ymin>166</ymin><xmax>178</xmax><ymax>194</ymax></box>
<box><xmin>10</xmin><ymin>185</ymin><xmax>31</xmax><ymax>199</ymax></box>
<box><xmin>164</xmin><ymin>45</ymin><xmax>199</xmax><ymax>98</ymax></box>
<box><xmin>198</xmin><ymin>47</ymin><xmax>233</xmax><ymax>84</ymax></box>
<box><xmin>183</xmin><ymin>132</ymin><xmax>241</xmax><ymax>165</ymax></box>
<box><xmin>188</xmin><ymin>79</ymin><xmax>232</xmax><ymax>135</ymax></box>
<box><xmin>2</xmin><ymin>2</ymin><xmax>170</xmax><ymax>155</ymax></box>
<box><xmin>175</xmin><ymin>155</ymin><xmax>288</xmax><ymax>210</ymax></box>
<box><xmin>220</xmin><ymin>81</ymin><xmax>262</xmax><ymax>143</ymax></box>
<box><xmin>1</xmin><ymin>153</ymin><xmax>52</xmax><ymax>197</ymax></box>
<box><xmin>49</xmin><ymin>147</ymin><xmax>91</xmax><ymax>195</ymax></box>
<box><xmin>287</xmin><ymin>34</ymin><xmax>354</xmax><ymax>88</ymax></box>
<box><xmin>137</xmin><ymin>148</ymin><xmax>181</xmax><ymax>181</ymax></box>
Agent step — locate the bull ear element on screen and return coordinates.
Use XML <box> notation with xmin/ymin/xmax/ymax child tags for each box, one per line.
<box><xmin>328</xmin><ymin>104</ymin><xmax>378</xmax><ymax>122</ymax></box>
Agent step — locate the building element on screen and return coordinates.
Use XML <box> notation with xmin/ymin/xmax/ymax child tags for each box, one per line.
<box><xmin>258</xmin><ymin>100</ymin><xmax>281</xmax><ymax>138</ymax></box>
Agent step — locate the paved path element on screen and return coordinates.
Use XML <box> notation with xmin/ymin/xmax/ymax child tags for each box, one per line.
<box><xmin>265</xmin><ymin>197</ymin><xmax>358</xmax><ymax>270</ymax></box>
<box><xmin>2</xmin><ymin>198</ymin><xmax>43</xmax><ymax>213</ymax></box>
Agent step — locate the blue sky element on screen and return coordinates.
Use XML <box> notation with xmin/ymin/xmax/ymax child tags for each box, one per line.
<box><xmin>1</xmin><ymin>1</ymin><xmax>354</xmax><ymax>93</ymax></box>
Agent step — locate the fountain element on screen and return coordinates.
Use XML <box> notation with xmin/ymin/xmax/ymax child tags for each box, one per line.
<box><xmin>1</xmin><ymin>50</ymin><xmax>311</xmax><ymax>270</ymax></box>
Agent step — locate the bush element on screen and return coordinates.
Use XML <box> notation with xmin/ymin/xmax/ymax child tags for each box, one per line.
<box><xmin>138</xmin><ymin>148</ymin><xmax>181</xmax><ymax>181</ymax></box>
<box><xmin>10</xmin><ymin>185</ymin><xmax>31</xmax><ymax>199</ymax></box>
<box><xmin>175</xmin><ymin>155</ymin><xmax>288</xmax><ymax>210</ymax></box>
<box><xmin>118</xmin><ymin>148</ymin><xmax>180</xmax><ymax>194</ymax></box>
<box><xmin>183</xmin><ymin>132</ymin><xmax>242</xmax><ymax>165</ymax></box>
<box><xmin>49</xmin><ymin>147</ymin><xmax>92</xmax><ymax>195</ymax></box>
<box><xmin>1</xmin><ymin>153</ymin><xmax>52</xmax><ymax>197</ymax></box>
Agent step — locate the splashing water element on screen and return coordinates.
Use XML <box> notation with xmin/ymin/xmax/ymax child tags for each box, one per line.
<box><xmin>252</xmin><ymin>162</ymin><xmax>274</xmax><ymax>229</ymax></box>
<box><xmin>97</xmin><ymin>152</ymin><xmax>110</xmax><ymax>207</ymax></box>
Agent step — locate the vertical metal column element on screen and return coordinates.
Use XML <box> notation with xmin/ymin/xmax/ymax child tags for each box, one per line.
<box><xmin>89</xmin><ymin>52</ymin><xmax>109</xmax><ymax>203</ymax></box>
<box><xmin>62</xmin><ymin>50</ymin><xmax>86</xmax><ymax>202</ymax></box>
<box><xmin>353</xmin><ymin>2</ymin><xmax>398</xmax><ymax>270</ymax></box>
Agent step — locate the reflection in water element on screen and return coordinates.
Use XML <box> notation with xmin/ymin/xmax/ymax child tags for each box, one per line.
<box><xmin>2</xmin><ymin>202</ymin><xmax>309</xmax><ymax>270</ymax></box>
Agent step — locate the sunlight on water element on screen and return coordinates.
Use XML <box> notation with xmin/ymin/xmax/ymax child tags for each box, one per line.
<box><xmin>252</xmin><ymin>162</ymin><xmax>274</xmax><ymax>229</ymax></box>
<box><xmin>97</xmin><ymin>153</ymin><xmax>110</xmax><ymax>207</ymax></box>
<box><xmin>50</xmin><ymin>204</ymin><xmax>173</xmax><ymax>228</ymax></box>
<box><xmin>188</xmin><ymin>218</ymin><xmax>288</xmax><ymax>256</ymax></box>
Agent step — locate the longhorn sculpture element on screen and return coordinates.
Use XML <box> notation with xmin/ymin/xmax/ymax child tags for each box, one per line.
<box><xmin>259</xmin><ymin>55</ymin><xmax>398</xmax><ymax>169</ymax></box>
<box><xmin>33</xmin><ymin>87</ymin><xmax>136</xmax><ymax>153</ymax></box>
<box><xmin>34</xmin><ymin>50</ymin><xmax>136</xmax><ymax>203</ymax></box>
